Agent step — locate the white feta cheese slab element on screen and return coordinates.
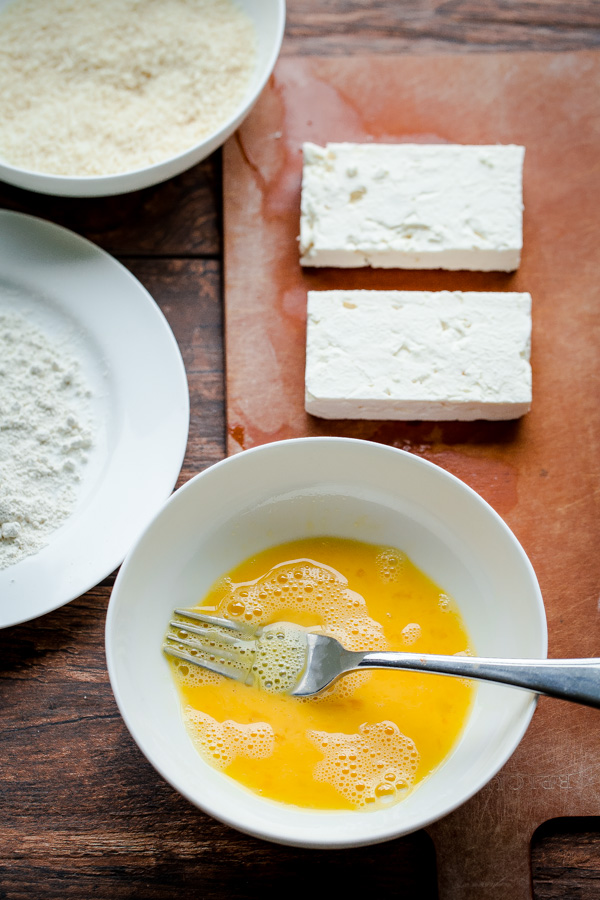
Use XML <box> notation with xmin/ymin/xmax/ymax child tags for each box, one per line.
<box><xmin>299</xmin><ymin>143</ymin><xmax>525</xmax><ymax>271</ymax></box>
<box><xmin>305</xmin><ymin>290</ymin><xmax>532</xmax><ymax>421</ymax></box>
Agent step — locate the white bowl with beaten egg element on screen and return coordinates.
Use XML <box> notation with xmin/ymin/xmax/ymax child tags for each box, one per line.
<box><xmin>105</xmin><ymin>437</ymin><xmax>546</xmax><ymax>848</ymax></box>
<box><xmin>0</xmin><ymin>0</ymin><xmax>284</xmax><ymax>198</ymax></box>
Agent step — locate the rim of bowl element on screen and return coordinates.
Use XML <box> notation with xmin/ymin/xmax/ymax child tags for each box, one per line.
<box><xmin>105</xmin><ymin>436</ymin><xmax>547</xmax><ymax>847</ymax></box>
<box><xmin>0</xmin><ymin>0</ymin><xmax>286</xmax><ymax>197</ymax></box>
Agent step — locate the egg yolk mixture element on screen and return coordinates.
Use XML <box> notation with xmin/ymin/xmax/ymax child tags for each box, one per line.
<box><xmin>167</xmin><ymin>537</ymin><xmax>475</xmax><ymax>811</ymax></box>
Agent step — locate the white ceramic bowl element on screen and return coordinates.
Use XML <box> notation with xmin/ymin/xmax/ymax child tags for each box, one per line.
<box><xmin>105</xmin><ymin>438</ymin><xmax>547</xmax><ymax>848</ymax></box>
<box><xmin>0</xmin><ymin>0</ymin><xmax>285</xmax><ymax>197</ymax></box>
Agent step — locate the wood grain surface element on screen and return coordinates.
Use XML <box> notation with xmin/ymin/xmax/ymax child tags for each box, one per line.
<box><xmin>1</xmin><ymin>4</ymin><xmax>599</xmax><ymax>899</ymax></box>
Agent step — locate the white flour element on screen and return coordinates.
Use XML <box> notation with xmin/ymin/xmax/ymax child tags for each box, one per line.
<box><xmin>0</xmin><ymin>310</ymin><xmax>94</xmax><ymax>570</ymax></box>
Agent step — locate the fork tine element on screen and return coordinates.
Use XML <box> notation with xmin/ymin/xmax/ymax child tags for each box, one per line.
<box><xmin>165</xmin><ymin>632</ymin><xmax>253</xmax><ymax>664</ymax></box>
<box><xmin>168</xmin><ymin>620</ymin><xmax>251</xmax><ymax>647</ymax></box>
<box><xmin>164</xmin><ymin>608</ymin><xmax>257</xmax><ymax>684</ymax></box>
<box><xmin>163</xmin><ymin>643</ymin><xmax>249</xmax><ymax>682</ymax></box>
<box><xmin>173</xmin><ymin>609</ymin><xmax>245</xmax><ymax>632</ymax></box>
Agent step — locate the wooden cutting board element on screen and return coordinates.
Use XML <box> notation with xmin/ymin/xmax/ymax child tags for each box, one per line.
<box><xmin>223</xmin><ymin>53</ymin><xmax>600</xmax><ymax>899</ymax></box>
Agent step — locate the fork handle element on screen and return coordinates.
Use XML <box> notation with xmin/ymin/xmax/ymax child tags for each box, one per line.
<box><xmin>355</xmin><ymin>653</ymin><xmax>600</xmax><ymax>709</ymax></box>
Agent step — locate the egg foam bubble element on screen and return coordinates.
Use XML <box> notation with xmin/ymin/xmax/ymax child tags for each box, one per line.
<box><xmin>219</xmin><ymin>557</ymin><xmax>386</xmax><ymax>651</ymax></box>
<box><xmin>171</xmin><ymin>557</ymin><xmax>387</xmax><ymax>700</ymax></box>
<box><xmin>253</xmin><ymin>622</ymin><xmax>308</xmax><ymax>693</ymax></box>
<box><xmin>184</xmin><ymin>710</ymin><xmax>275</xmax><ymax>771</ymax></box>
<box><xmin>309</xmin><ymin>721</ymin><xmax>419</xmax><ymax>807</ymax></box>
<box><xmin>166</xmin><ymin>537</ymin><xmax>475</xmax><ymax>812</ymax></box>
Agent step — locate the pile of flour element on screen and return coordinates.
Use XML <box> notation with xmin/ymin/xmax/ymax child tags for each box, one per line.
<box><xmin>0</xmin><ymin>310</ymin><xmax>94</xmax><ymax>570</ymax></box>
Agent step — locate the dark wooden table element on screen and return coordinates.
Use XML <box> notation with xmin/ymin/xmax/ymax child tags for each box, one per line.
<box><xmin>1</xmin><ymin>4</ymin><xmax>599</xmax><ymax>898</ymax></box>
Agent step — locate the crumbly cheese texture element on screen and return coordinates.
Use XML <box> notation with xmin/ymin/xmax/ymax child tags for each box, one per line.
<box><xmin>299</xmin><ymin>143</ymin><xmax>525</xmax><ymax>271</ymax></box>
<box><xmin>0</xmin><ymin>0</ymin><xmax>256</xmax><ymax>176</ymax></box>
<box><xmin>305</xmin><ymin>290</ymin><xmax>532</xmax><ymax>421</ymax></box>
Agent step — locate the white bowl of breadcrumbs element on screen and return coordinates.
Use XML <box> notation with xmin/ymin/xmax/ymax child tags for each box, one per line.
<box><xmin>0</xmin><ymin>0</ymin><xmax>285</xmax><ymax>197</ymax></box>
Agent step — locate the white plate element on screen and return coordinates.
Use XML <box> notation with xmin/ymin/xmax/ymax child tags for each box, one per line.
<box><xmin>0</xmin><ymin>211</ymin><xmax>189</xmax><ymax>627</ymax></box>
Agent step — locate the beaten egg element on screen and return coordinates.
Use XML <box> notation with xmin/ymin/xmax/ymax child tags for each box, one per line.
<box><xmin>166</xmin><ymin>537</ymin><xmax>475</xmax><ymax>811</ymax></box>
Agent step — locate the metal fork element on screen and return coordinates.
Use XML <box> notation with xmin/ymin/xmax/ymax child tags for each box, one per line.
<box><xmin>164</xmin><ymin>610</ymin><xmax>259</xmax><ymax>684</ymax></box>
<box><xmin>164</xmin><ymin>610</ymin><xmax>600</xmax><ymax>708</ymax></box>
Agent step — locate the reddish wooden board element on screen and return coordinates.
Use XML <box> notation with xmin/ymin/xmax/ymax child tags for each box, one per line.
<box><xmin>223</xmin><ymin>53</ymin><xmax>600</xmax><ymax>899</ymax></box>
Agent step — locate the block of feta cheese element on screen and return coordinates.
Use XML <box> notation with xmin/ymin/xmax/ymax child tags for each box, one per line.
<box><xmin>305</xmin><ymin>290</ymin><xmax>532</xmax><ymax>421</ymax></box>
<box><xmin>299</xmin><ymin>143</ymin><xmax>525</xmax><ymax>271</ymax></box>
